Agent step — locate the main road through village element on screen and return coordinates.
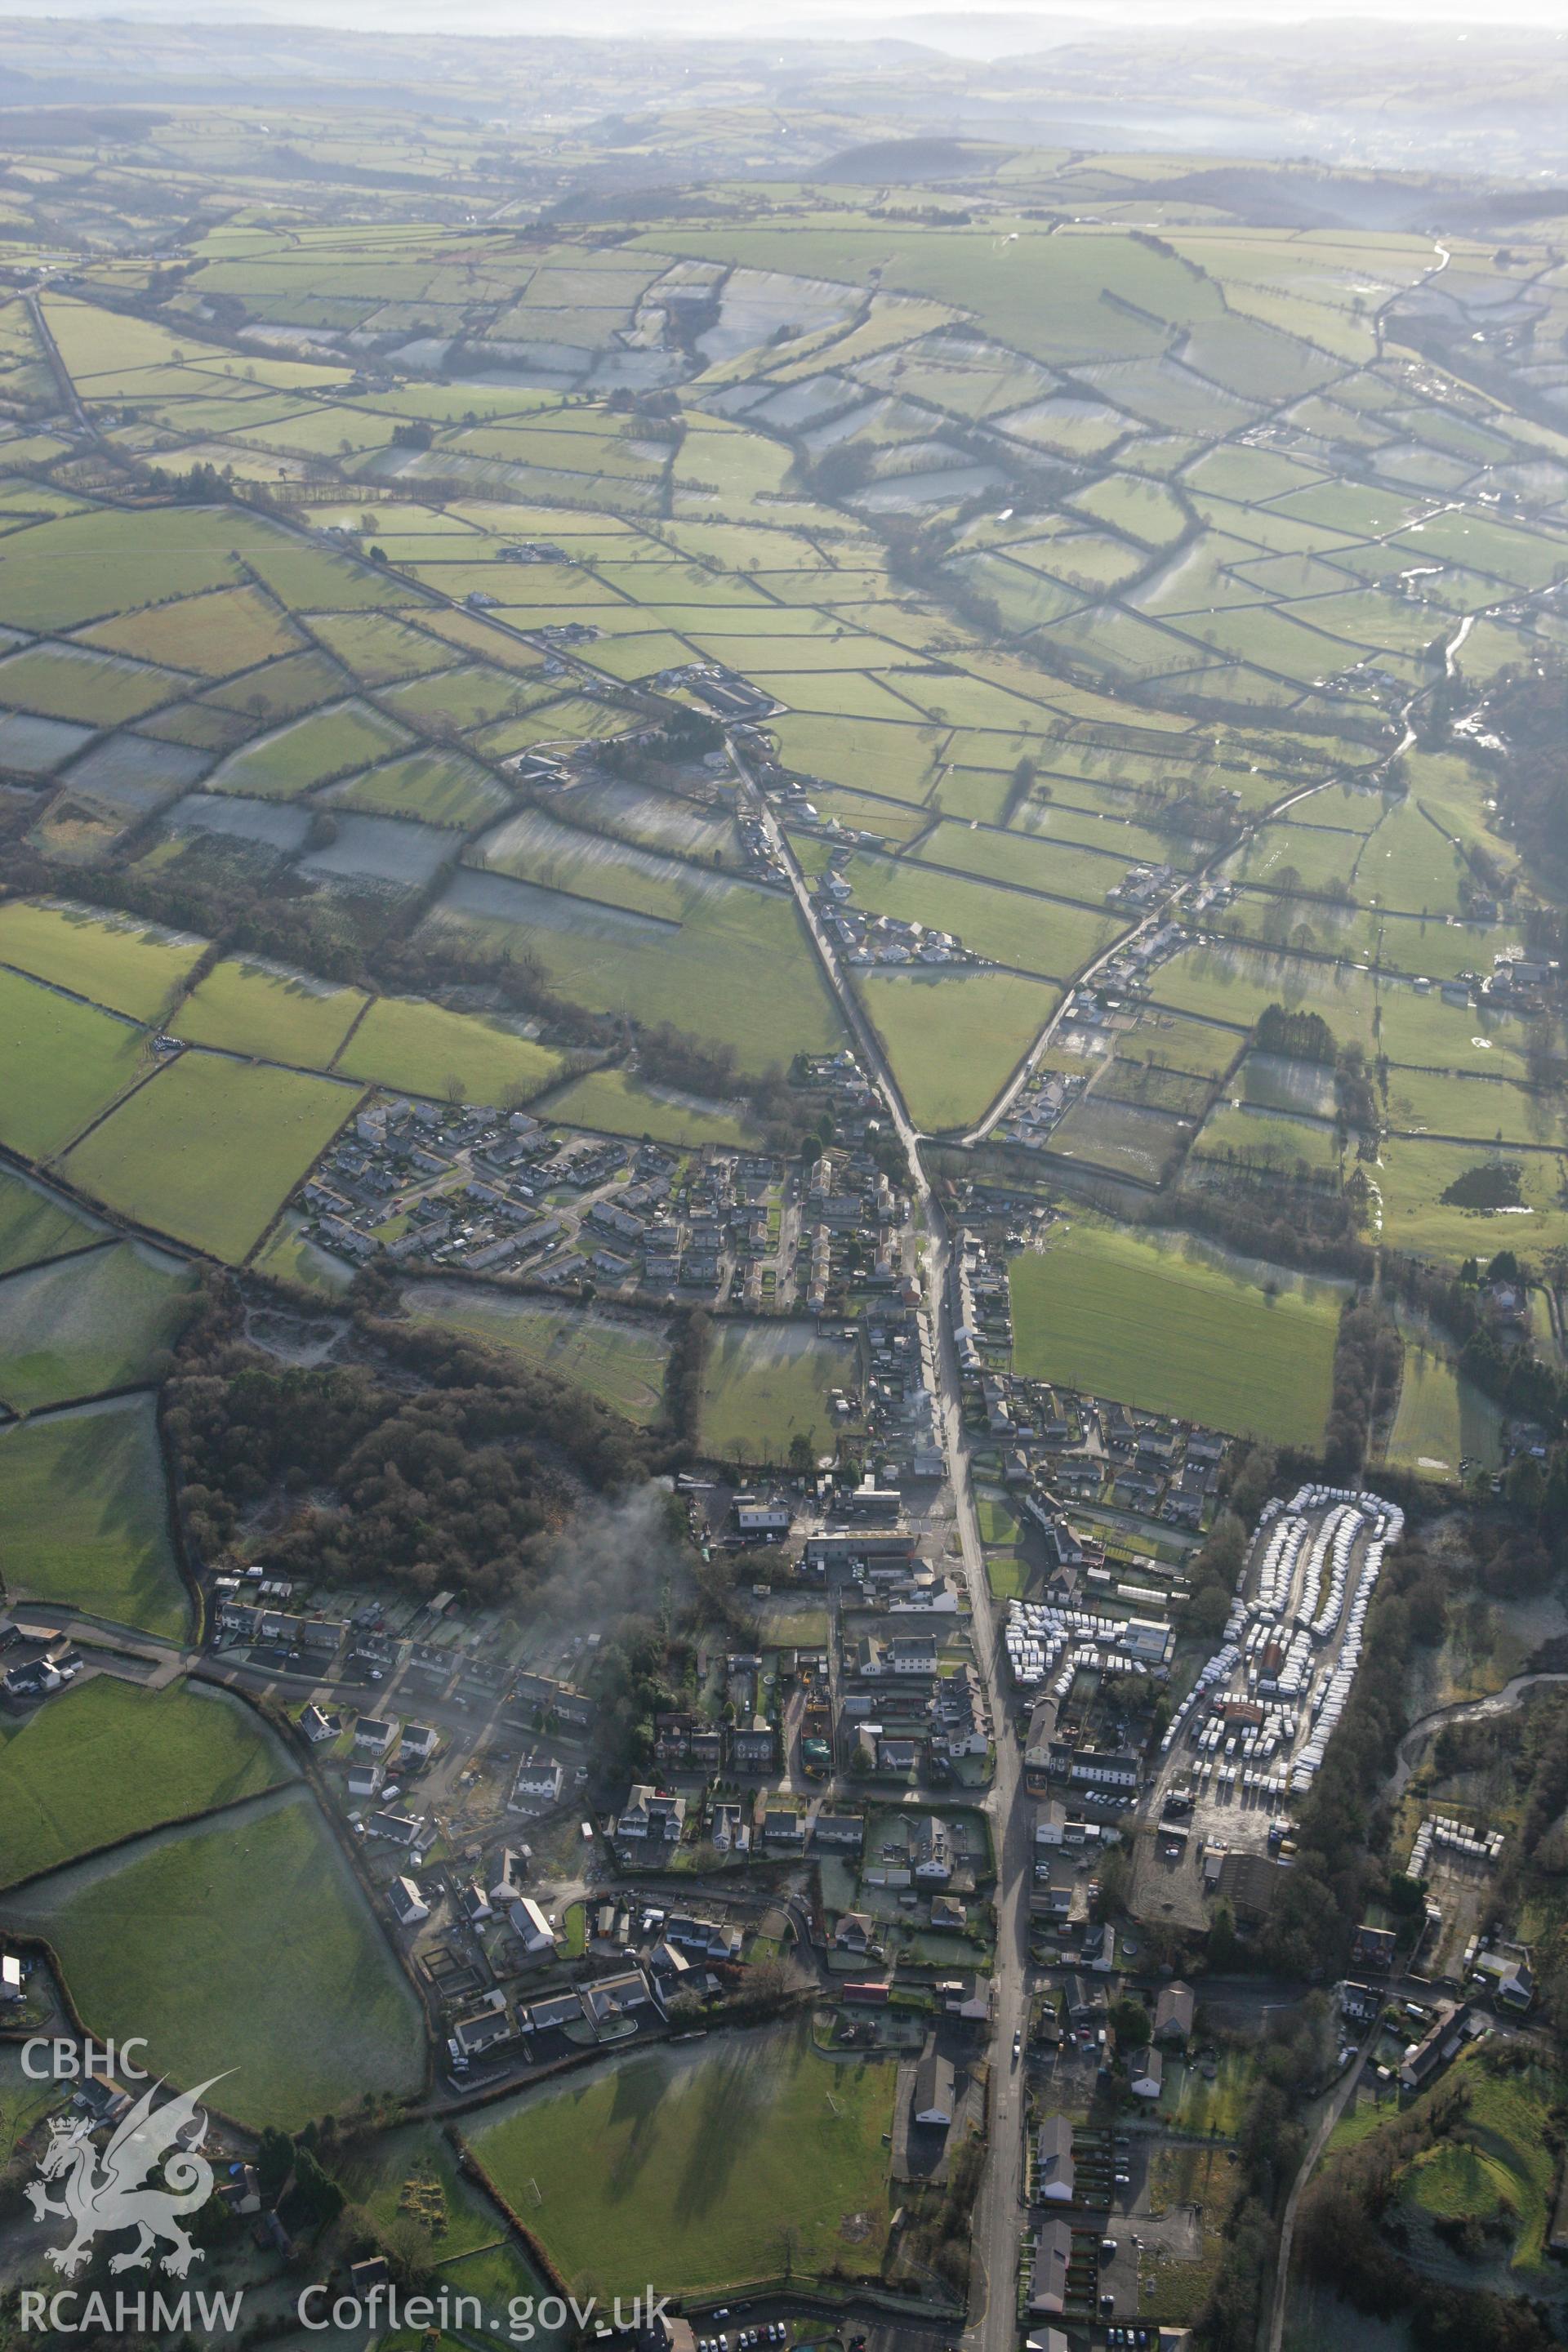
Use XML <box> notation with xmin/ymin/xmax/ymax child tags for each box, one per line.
<box><xmin>744</xmin><ymin>770</ymin><xmax>1031</xmax><ymax>2351</ymax></box>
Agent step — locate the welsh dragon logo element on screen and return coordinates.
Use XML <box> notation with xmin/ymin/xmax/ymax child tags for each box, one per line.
<box><xmin>26</xmin><ymin>2076</ymin><xmax>225</xmax><ymax>2277</ymax></box>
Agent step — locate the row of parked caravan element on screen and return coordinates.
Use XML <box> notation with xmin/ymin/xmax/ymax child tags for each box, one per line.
<box><xmin>1045</xmin><ymin>1643</ymin><xmax>1147</xmax><ymax>1703</ymax></box>
<box><xmin>1004</xmin><ymin>1598</ymin><xmax>1160</xmax><ymax>1690</ymax></box>
<box><xmin>1285</xmin><ymin>1486</ymin><xmax>1404</xmax><ymax>1795</ymax></box>
<box><xmin>1298</xmin><ymin>1502</ymin><xmax>1364</xmax><ymax>1644</ymax></box>
<box><xmin>1410</xmin><ymin>1813</ymin><xmax>1506</xmax><ymax>1877</ymax></box>
<box><xmin>1254</xmin><ymin>1506</ymin><xmax>1309</xmax><ymax>1616</ymax></box>
<box><xmin>1158</xmin><ymin>1487</ymin><xmax>1404</xmax><ymax>1797</ymax></box>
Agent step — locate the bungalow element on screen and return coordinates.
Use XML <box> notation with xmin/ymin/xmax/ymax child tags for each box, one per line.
<box><xmin>508</xmin><ymin>1897</ymin><xmax>557</xmax><ymax>1959</ymax></box>
<box><xmin>763</xmin><ymin>1808</ymin><xmax>807</xmax><ymax>1851</ymax></box>
<box><xmin>1155</xmin><ymin>1982</ymin><xmax>1196</xmax><ymax>2044</ymax></box>
<box><xmin>388</xmin><ymin>1877</ymin><xmax>429</xmax><ymax>1929</ymax></box>
<box><xmin>1027</xmin><ymin>2219</ymin><xmax>1075</xmax><ymax>2318</ymax></box>
<box><xmin>1035</xmin><ymin>2114</ymin><xmax>1075</xmax><ymax>2203</ymax></box>
<box><xmin>1128</xmin><ymin>2047</ymin><xmax>1164</xmax><ymax>2100</ymax></box>
<box><xmin>812</xmin><ymin>1812</ymin><xmax>865</xmax><ymax>1854</ymax></box>
<box><xmin>931</xmin><ymin>1895</ymin><xmax>967</xmax><ymax>1931</ymax></box>
<box><xmin>875</xmin><ymin>1735</ymin><xmax>921</xmax><ymax>1775</ymax></box>
<box><xmin>835</xmin><ymin>1912</ymin><xmax>875</xmax><ymax>1954</ymax></box>
<box><xmin>912</xmin><ymin>2048</ymin><xmax>956</xmax><ymax>2132</ymax></box>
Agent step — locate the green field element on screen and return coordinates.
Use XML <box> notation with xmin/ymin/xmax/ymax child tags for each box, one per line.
<box><xmin>174</xmin><ymin>956</ymin><xmax>368</xmax><ymax>1069</ymax></box>
<box><xmin>538</xmin><ymin>1066</ymin><xmax>760</xmax><ymax>1148</ymax></box>
<box><xmin>697</xmin><ymin>1320</ymin><xmax>858</xmax><ymax>1465</ymax></box>
<box><xmin>463</xmin><ymin>2019</ymin><xmax>895</xmax><ymax>2296</ymax></box>
<box><xmin>334</xmin><ymin>992</ymin><xmax>561</xmax><ymax>1105</ymax></box>
<box><xmin>208</xmin><ymin>697</ymin><xmax>412</xmax><ymax>798</ymax></box>
<box><xmin>403</xmin><ymin>1285</ymin><xmax>672</xmax><ymax>1423</ymax></box>
<box><xmin>62</xmin><ymin>1051</ymin><xmax>362</xmax><ymax>1261</ymax></box>
<box><xmin>0</xmin><ymin>971</ymin><xmax>153</xmax><ymax>1160</ymax></box>
<box><xmin>0</xmin><ymin>898</ymin><xmax>203</xmax><ymax>1020</ymax></box>
<box><xmin>0</xmin><ymin>1240</ymin><xmax>196</xmax><ymax>1410</ymax></box>
<box><xmin>0</xmin><ymin>1169</ymin><xmax>102</xmax><ymax>1276</ymax></box>
<box><xmin>859</xmin><ymin>965</ymin><xmax>1061</xmax><ymax>1132</ymax></box>
<box><xmin>0</xmin><ymin>1394</ymin><xmax>189</xmax><ymax>1640</ymax></box>
<box><xmin>2</xmin><ymin>1787</ymin><xmax>425</xmax><ymax>2131</ymax></box>
<box><xmin>0</xmin><ymin>1677</ymin><xmax>287</xmax><ymax>1889</ymax></box>
<box><xmin>1374</xmin><ymin>1136</ymin><xmax>1568</xmax><ymax>1263</ymax></box>
<box><xmin>1385</xmin><ymin>1319</ymin><xmax>1503</xmax><ymax>1479</ymax></box>
<box><xmin>427</xmin><ymin>874</ymin><xmax>844</xmax><ymax>1078</ymax></box>
<box><xmin>1395</xmin><ymin>2051</ymin><xmax>1562</xmax><ymax>2274</ymax></box>
<box><xmin>1010</xmin><ymin>1222</ymin><xmax>1343</xmax><ymax>1446</ymax></box>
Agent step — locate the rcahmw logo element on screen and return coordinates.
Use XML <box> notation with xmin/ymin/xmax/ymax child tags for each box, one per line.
<box><xmin>21</xmin><ymin>2041</ymin><xmax>230</xmax><ymax>2296</ymax></box>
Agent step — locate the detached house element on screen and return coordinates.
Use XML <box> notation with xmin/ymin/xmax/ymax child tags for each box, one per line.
<box><xmin>912</xmin><ymin>1816</ymin><xmax>954</xmax><ymax>1883</ymax></box>
<box><xmin>617</xmin><ymin>1785</ymin><xmax>686</xmax><ymax>1843</ymax></box>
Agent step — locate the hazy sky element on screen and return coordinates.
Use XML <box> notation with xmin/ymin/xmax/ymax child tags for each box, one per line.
<box><xmin>16</xmin><ymin>0</ymin><xmax>1568</xmax><ymax>32</ymax></box>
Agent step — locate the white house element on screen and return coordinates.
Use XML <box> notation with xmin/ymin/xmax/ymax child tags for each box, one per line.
<box><xmin>508</xmin><ymin>1897</ymin><xmax>557</xmax><ymax>1958</ymax></box>
<box><xmin>1128</xmin><ymin>2046</ymin><xmax>1164</xmax><ymax>2100</ymax></box>
<box><xmin>388</xmin><ymin>1877</ymin><xmax>429</xmax><ymax>1928</ymax></box>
